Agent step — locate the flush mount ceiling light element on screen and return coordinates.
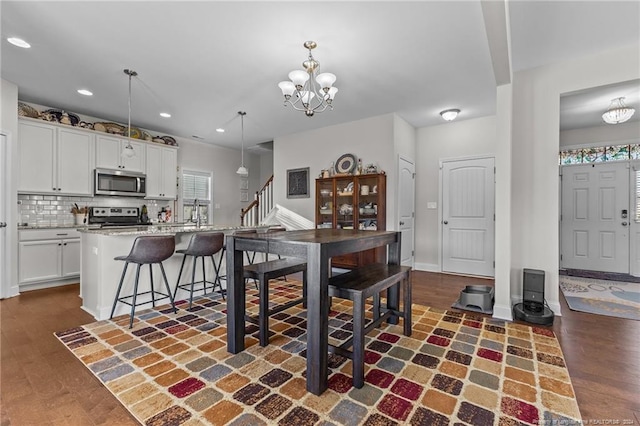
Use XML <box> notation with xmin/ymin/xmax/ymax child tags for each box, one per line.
<box><xmin>7</xmin><ymin>37</ymin><xmax>30</xmax><ymax>48</ymax></box>
<box><xmin>440</xmin><ymin>109</ymin><xmax>460</xmax><ymax>121</ymax></box>
<box><xmin>236</xmin><ymin>111</ymin><xmax>248</xmax><ymax>177</ymax></box>
<box><xmin>216</xmin><ymin>128</ymin><xmax>225</xmax><ymax>133</ymax></box>
<box><xmin>160</xmin><ymin>112</ymin><xmax>171</xmax><ymax>118</ymax></box>
<box><xmin>122</xmin><ymin>69</ymin><xmax>138</xmax><ymax>159</ymax></box>
<box><xmin>602</xmin><ymin>97</ymin><xmax>635</xmax><ymax>124</ymax></box>
<box><xmin>77</xmin><ymin>89</ymin><xmax>93</xmax><ymax>96</ymax></box>
<box><xmin>278</xmin><ymin>41</ymin><xmax>338</xmax><ymax>117</ymax></box>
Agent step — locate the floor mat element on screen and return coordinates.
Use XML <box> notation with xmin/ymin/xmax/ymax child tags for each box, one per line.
<box><xmin>559</xmin><ymin>275</ymin><xmax>640</xmax><ymax>321</ymax></box>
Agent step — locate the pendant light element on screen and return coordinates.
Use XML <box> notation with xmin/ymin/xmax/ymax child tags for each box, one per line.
<box><xmin>236</xmin><ymin>111</ymin><xmax>248</xmax><ymax>176</ymax></box>
<box><xmin>122</xmin><ymin>69</ymin><xmax>137</xmax><ymax>158</ymax></box>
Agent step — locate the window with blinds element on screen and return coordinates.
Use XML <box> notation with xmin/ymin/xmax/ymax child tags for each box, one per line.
<box><xmin>182</xmin><ymin>170</ymin><xmax>211</xmax><ymax>224</ymax></box>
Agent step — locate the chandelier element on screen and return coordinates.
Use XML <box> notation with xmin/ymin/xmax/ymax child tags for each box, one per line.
<box><xmin>602</xmin><ymin>97</ymin><xmax>635</xmax><ymax>124</ymax></box>
<box><xmin>278</xmin><ymin>41</ymin><xmax>338</xmax><ymax>117</ymax></box>
<box><xmin>122</xmin><ymin>69</ymin><xmax>137</xmax><ymax>158</ymax></box>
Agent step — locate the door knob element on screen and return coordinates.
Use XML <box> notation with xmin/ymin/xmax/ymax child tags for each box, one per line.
<box><xmin>0</xmin><ymin>222</ymin><xmax>6</xmax><ymax>228</ymax></box>
<box><xmin>399</xmin><ymin>221</ymin><xmax>404</xmax><ymax>226</ymax></box>
<box><xmin>443</xmin><ymin>220</ymin><xmax>448</xmax><ymax>225</ymax></box>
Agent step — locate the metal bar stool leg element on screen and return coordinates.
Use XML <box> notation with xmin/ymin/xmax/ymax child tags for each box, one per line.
<box><xmin>159</xmin><ymin>263</ymin><xmax>177</xmax><ymax>314</ymax></box>
<box><xmin>210</xmin><ymin>255</ymin><xmax>225</xmax><ymax>300</ymax></box>
<box><xmin>149</xmin><ymin>264</ymin><xmax>156</xmax><ymax>307</ymax></box>
<box><xmin>173</xmin><ymin>254</ymin><xmax>188</xmax><ymax>301</ymax></box>
<box><xmin>110</xmin><ymin>262</ymin><xmax>129</xmax><ymax>319</ymax></box>
<box><xmin>129</xmin><ymin>264</ymin><xmax>142</xmax><ymax>329</ymax></box>
<box><xmin>189</xmin><ymin>255</ymin><xmax>197</xmax><ymax>310</ymax></box>
<box><xmin>201</xmin><ymin>255</ymin><xmax>209</xmax><ymax>293</ymax></box>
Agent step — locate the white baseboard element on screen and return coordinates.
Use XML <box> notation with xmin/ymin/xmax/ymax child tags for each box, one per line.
<box><xmin>413</xmin><ymin>262</ymin><xmax>439</xmax><ymax>272</ymax></box>
<box><xmin>19</xmin><ymin>278</ymin><xmax>79</xmax><ymax>292</ymax></box>
<box><xmin>492</xmin><ymin>303</ymin><xmax>513</xmax><ymax>321</ymax></box>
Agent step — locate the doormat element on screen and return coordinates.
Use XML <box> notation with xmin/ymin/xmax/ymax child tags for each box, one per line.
<box><xmin>55</xmin><ymin>281</ymin><xmax>581</xmax><ymax>425</ymax></box>
<box><xmin>559</xmin><ymin>275</ymin><xmax>640</xmax><ymax>321</ymax></box>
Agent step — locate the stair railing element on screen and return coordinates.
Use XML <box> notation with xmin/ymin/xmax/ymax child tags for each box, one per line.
<box><xmin>240</xmin><ymin>175</ymin><xmax>274</xmax><ymax>226</ymax></box>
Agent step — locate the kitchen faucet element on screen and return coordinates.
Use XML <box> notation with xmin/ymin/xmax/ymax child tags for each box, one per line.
<box><xmin>191</xmin><ymin>199</ymin><xmax>201</xmax><ymax>227</ymax></box>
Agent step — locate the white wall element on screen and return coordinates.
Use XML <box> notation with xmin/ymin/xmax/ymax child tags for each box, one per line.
<box><xmin>177</xmin><ymin>137</ymin><xmax>256</xmax><ymax>226</ymax></box>
<box><xmin>560</xmin><ymin>120</ymin><xmax>640</xmax><ymax>147</ymax></box>
<box><xmin>1</xmin><ymin>79</ymin><xmax>19</xmax><ymax>297</ymax></box>
<box><xmin>415</xmin><ymin>116</ymin><xmax>497</xmax><ymax>271</ymax></box>
<box><xmin>510</xmin><ymin>43</ymin><xmax>640</xmax><ymax>316</ymax></box>
<box><xmin>273</xmin><ymin>114</ymin><xmax>396</xmax><ymax>222</ymax></box>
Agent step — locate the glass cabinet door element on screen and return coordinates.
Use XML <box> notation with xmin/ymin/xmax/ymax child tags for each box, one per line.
<box><xmin>335</xmin><ymin>177</ymin><xmax>355</xmax><ymax>229</ymax></box>
<box><xmin>317</xmin><ymin>179</ymin><xmax>334</xmax><ymax>229</ymax></box>
<box><xmin>356</xmin><ymin>175</ymin><xmax>380</xmax><ymax>230</ymax></box>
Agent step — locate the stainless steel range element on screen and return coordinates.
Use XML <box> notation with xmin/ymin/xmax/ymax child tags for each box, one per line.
<box><xmin>89</xmin><ymin>207</ymin><xmax>145</xmax><ymax>227</ymax></box>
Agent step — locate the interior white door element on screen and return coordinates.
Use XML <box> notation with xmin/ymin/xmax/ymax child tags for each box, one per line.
<box><xmin>398</xmin><ymin>157</ymin><xmax>415</xmax><ymax>266</ymax></box>
<box><xmin>560</xmin><ymin>162</ymin><xmax>629</xmax><ymax>273</ymax></box>
<box><xmin>442</xmin><ymin>157</ymin><xmax>495</xmax><ymax>277</ymax></box>
<box><xmin>0</xmin><ymin>134</ymin><xmax>7</xmax><ymax>295</ymax></box>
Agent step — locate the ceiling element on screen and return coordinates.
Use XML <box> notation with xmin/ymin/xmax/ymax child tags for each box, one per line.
<box><xmin>1</xmin><ymin>1</ymin><xmax>639</xmax><ymax>150</ymax></box>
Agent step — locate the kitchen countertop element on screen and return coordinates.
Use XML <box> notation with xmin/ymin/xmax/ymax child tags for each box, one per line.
<box><xmin>18</xmin><ymin>224</ymin><xmax>100</xmax><ymax>230</ymax></box>
<box><xmin>77</xmin><ymin>223</ymin><xmax>267</xmax><ymax>236</ymax></box>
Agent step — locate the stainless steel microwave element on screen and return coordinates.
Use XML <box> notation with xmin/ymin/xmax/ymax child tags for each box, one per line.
<box><xmin>94</xmin><ymin>168</ymin><xmax>146</xmax><ymax>197</ymax></box>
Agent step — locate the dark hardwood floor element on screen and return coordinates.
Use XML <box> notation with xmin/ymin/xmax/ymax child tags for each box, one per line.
<box><xmin>1</xmin><ymin>271</ymin><xmax>639</xmax><ymax>425</ymax></box>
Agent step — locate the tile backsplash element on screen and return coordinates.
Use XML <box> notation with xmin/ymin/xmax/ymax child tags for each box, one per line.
<box><xmin>17</xmin><ymin>194</ymin><xmax>176</xmax><ymax>226</ymax></box>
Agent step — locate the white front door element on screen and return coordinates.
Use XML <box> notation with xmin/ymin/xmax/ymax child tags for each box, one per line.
<box><xmin>398</xmin><ymin>156</ymin><xmax>415</xmax><ymax>266</ymax></box>
<box><xmin>560</xmin><ymin>162</ymin><xmax>629</xmax><ymax>273</ymax></box>
<box><xmin>442</xmin><ymin>157</ymin><xmax>495</xmax><ymax>277</ymax></box>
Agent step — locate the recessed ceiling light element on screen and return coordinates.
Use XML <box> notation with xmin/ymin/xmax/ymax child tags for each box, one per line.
<box><xmin>216</xmin><ymin>128</ymin><xmax>225</xmax><ymax>133</ymax></box>
<box><xmin>160</xmin><ymin>112</ymin><xmax>171</xmax><ymax>118</ymax></box>
<box><xmin>7</xmin><ymin>37</ymin><xmax>30</xmax><ymax>48</ymax></box>
<box><xmin>77</xmin><ymin>89</ymin><xmax>93</xmax><ymax>96</ymax></box>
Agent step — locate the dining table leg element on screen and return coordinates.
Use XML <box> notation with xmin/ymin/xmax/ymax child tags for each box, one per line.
<box><xmin>226</xmin><ymin>236</ymin><xmax>246</xmax><ymax>354</ymax></box>
<box><xmin>386</xmin><ymin>232</ymin><xmax>402</xmax><ymax>324</ymax></box>
<box><xmin>305</xmin><ymin>243</ymin><xmax>330</xmax><ymax>395</ymax></box>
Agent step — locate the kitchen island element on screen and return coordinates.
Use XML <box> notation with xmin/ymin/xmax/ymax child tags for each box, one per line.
<box><xmin>78</xmin><ymin>224</ymin><xmax>267</xmax><ymax>320</ymax></box>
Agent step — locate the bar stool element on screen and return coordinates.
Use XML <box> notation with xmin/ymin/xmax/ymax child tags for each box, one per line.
<box><xmin>173</xmin><ymin>232</ymin><xmax>225</xmax><ymax>309</ymax></box>
<box><xmin>110</xmin><ymin>235</ymin><xmax>177</xmax><ymax>328</ymax></box>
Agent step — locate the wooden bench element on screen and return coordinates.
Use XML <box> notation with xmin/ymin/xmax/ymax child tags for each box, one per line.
<box><xmin>244</xmin><ymin>257</ymin><xmax>307</xmax><ymax>346</ymax></box>
<box><xmin>328</xmin><ymin>263</ymin><xmax>412</xmax><ymax>388</ymax></box>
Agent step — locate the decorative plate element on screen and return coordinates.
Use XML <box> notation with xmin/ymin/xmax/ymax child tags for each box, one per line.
<box><xmin>41</xmin><ymin>109</ymin><xmax>80</xmax><ymax>126</ymax></box>
<box><xmin>161</xmin><ymin>136</ymin><xmax>177</xmax><ymax>146</ymax></box>
<box><xmin>18</xmin><ymin>102</ymin><xmax>40</xmax><ymax>118</ymax></box>
<box><xmin>93</xmin><ymin>122</ymin><xmax>126</xmax><ymax>135</ymax></box>
<box><xmin>123</xmin><ymin>127</ymin><xmax>142</xmax><ymax>139</ymax></box>
<box><xmin>335</xmin><ymin>153</ymin><xmax>357</xmax><ymax>174</ymax></box>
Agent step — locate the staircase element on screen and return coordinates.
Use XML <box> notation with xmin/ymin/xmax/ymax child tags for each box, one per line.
<box><xmin>240</xmin><ymin>175</ymin><xmax>273</xmax><ymax>226</ymax></box>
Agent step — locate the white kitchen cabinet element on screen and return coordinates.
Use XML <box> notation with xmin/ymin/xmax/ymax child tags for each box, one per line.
<box><xmin>146</xmin><ymin>144</ymin><xmax>178</xmax><ymax>199</ymax></box>
<box><xmin>18</xmin><ymin>228</ymin><xmax>81</xmax><ymax>285</ymax></box>
<box><xmin>96</xmin><ymin>134</ymin><xmax>145</xmax><ymax>172</ymax></box>
<box><xmin>18</xmin><ymin>120</ymin><xmax>94</xmax><ymax>195</ymax></box>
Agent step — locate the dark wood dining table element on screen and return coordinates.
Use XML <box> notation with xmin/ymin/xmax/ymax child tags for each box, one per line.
<box><xmin>225</xmin><ymin>228</ymin><xmax>401</xmax><ymax>395</ymax></box>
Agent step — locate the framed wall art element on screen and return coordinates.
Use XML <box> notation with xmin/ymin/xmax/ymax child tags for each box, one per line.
<box><xmin>240</xmin><ymin>191</ymin><xmax>249</xmax><ymax>202</ymax></box>
<box><xmin>287</xmin><ymin>167</ymin><xmax>310</xmax><ymax>199</ymax></box>
<box><xmin>240</xmin><ymin>178</ymin><xmax>249</xmax><ymax>190</ymax></box>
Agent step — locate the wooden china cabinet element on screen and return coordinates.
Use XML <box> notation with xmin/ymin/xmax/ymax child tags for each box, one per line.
<box><xmin>315</xmin><ymin>173</ymin><xmax>386</xmax><ymax>269</ymax></box>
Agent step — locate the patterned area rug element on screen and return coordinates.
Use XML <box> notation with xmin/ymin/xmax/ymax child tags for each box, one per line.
<box><xmin>560</xmin><ymin>275</ymin><xmax>640</xmax><ymax>321</ymax></box>
<box><xmin>56</xmin><ymin>280</ymin><xmax>581</xmax><ymax>425</ymax></box>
